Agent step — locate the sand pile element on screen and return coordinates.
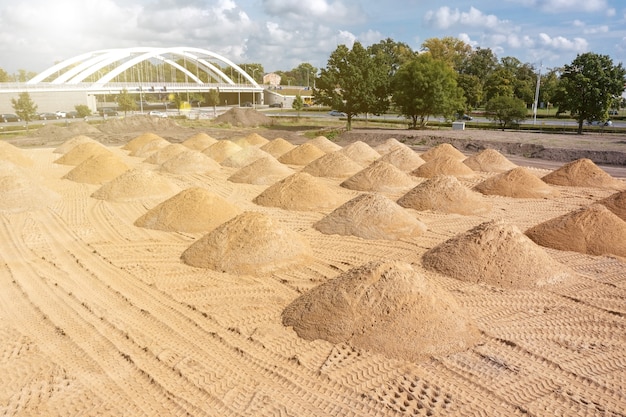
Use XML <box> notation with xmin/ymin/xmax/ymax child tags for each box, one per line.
<box><xmin>463</xmin><ymin>149</ymin><xmax>517</xmax><ymax>173</ymax></box>
<box><xmin>282</xmin><ymin>260</ymin><xmax>480</xmax><ymax>362</ymax></box>
<box><xmin>397</xmin><ymin>175</ymin><xmax>492</xmax><ymax>215</ymax></box>
<box><xmin>99</xmin><ymin>115</ymin><xmax>180</xmax><ymax>134</ymax></box>
<box><xmin>53</xmin><ymin>135</ymin><xmax>99</xmax><ymax>154</ymax></box>
<box><xmin>130</xmin><ymin>137</ymin><xmax>171</xmax><ymax>158</ymax></box>
<box><xmin>35</xmin><ymin>122</ymin><xmax>100</xmax><ymax>141</ymax></box>
<box><xmin>378</xmin><ymin>146</ymin><xmax>426</xmax><ymax>172</ymax></box>
<box><xmin>63</xmin><ymin>153</ymin><xmax>130</xmax><ymax>185</ymax></box>
<box><xmin>221</xmin><ymin>146</ymin><xmax>273</xmax><ymax>168</ymax></box>
<box><xmin>525</xmin><ymin>204</ymin><xmax>626</xmax><ymax>257</ymax></box>
<box><xmin>91</xmin><ymin>168</ymin><xmax>179</xmax><ymax>202</ymax></box>
<box><xmin>144</xmin><ymin>143</ymin><xmax>188</xmax><ymax>165</ymax></box>
<box><xmin>278</xmin><ymin>143</ymin><xmax>325</xmax><ymax>165</ymax></box>
<box><xmin>314</xmin><ymin>193</ymin><xmax>427</xmax><ymax>240</ymax></box>
<box><xmin>228</xmin><ymin>157</ymin><xmax>294</xmax><ymax>185</ymax></box>
<box><xmin>338</xmin><ymin>141</ymin><xmax>381</xmax><ymax>166</ymax></box>
<box><xmin>422</xmin><ymin>219</ymin><xmax>573</xmax><ymax>288</ymax></box>
<box><xmin>542</xmin><ymin>158</ymin><xmax>626</xmax><ymax>190</ymax></box>
<box><xmin>473</xmin><ymin>167</ymin><xmax>559</xmax><ymax>198</ymax></box>
<box><xmin>0</xmin><ymin>141</ymin><xmax>34</xmax><ymax>167</ymax></box>
<box><xmin>253</xmin><ymin>172</ymin><xmax>345</xmax><ymax>211</ymax></box>
<box><xmin>159</xmin><ymin>150</ymin><xmax>222</xmax><ymax>175</ymax></box>
<box><xmin>53</xmin><ymin>142</ymin><xmax>115</xmax><ymax>166</ymax></box>
<box><xmin>374</xmin><ymin>138</ymin><xmax>407</xmax><ymax>155</ymax></box>
<box><xmin>135</xmin><ymin>187</ymin><xmax>241</xmax><ymax>233</ymax></box>
<box><xmin>306</xmin><ymin>136</ymin><xmax>342</xmax><ymax>153</ymax></box>
<box><xmin>411</xmin><ymin>155</ymin><xmax>475</xmax><ymax>179</ymax></box>
<box><xmin>122</xmin><ymin>132</ymin><xmax>165</xmax><ymax>152</ymax></box>
<box><xmin>0</xmin><ymin>175</ymin><xmax>60</xmax><ymax>212</ymax></box>
<box><xmin>341</xmin><ymin>160</ymin><xmax>416</xmax><ymax>193</ymax></box>
<box><xmin>260</xmin><ymin>138</ymin><xmax>296</xmax><ymax>158</ymax></box>
<box><xmin>181</xmin><ymin>211</ymin><xmax>310</xmax><ymax>274</ymax></box>
<box><xmin>213</xmin><ymin>107</ymin><xmax>274</xmax><ymax>127</ymax></box>
<box><xmin>181</xmin><ymin>132</ymin><xmax>218</xmax><ymax>151</ymax></box>
<box><xmin>598</xmin><ymin>191</ymin><xmax>626</xmax><ymax>221</ymax></box>
<box><xmin>301</xmin><ymin>151</ymin><xmax>363</xmax><ymax>179</ymax></box>
<box><xmin>420</xmin><ymin>143</ymin><xmax>465</xmax><ymax>162</ymax></box>
<box><xmin>235</xmin><ymin>132</ymin><xmax>270</xmax><ymax>147</ymax></box>
<box><xmin>202</xmin><ymin>140</ymin><xmax>243</xmax><ymax>163</ymax></box>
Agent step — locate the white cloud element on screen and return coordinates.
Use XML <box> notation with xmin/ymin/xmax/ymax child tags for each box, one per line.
<box><xmin>424</xmin><ymin>6</ymin><xmax>512</xmax><ymax>33</ymax></box>
<box><xmin>516</xmin><ymin>0</ymin><xmax>609</xmax><ymax>13</ymax></box>
<box><xmin>262</xmin><ymin>0</ymin><xmax>365</xmax><ymax>23</ymax></box>
<box><xmin>538</xmin><ymin>33</ymin><xmax>589</xmax><ymax>52</ymax></box>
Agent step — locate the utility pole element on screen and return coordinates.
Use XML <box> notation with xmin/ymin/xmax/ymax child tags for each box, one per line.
<box><xmin>533</xmin><ymin>63</ymin><xmax>542</xmax><ymax>125</ymax></box>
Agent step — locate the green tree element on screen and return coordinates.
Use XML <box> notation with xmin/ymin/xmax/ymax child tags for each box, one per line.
<box><xmin>206</xmin><ymin>89</ymin><xmax>220</xmax><ymax>117</ymax></box>
<box><xmin>458</xmin><ymin>47</ymin><xmax>498</xmax><ymax>107</ymax></box>
<box><xmin>238</xmin><ymin>63</ymin><xmax>264</xmax><ymax>82</ymax></box>
<box><xmin>553</xmin><ymin>52</ymin><xmax>626</xmax><ymax>134</ymax></box>
<box><xmin>457</xmin><ymin>73</ymin><xmax>483</xmax><ymax>110</ymax></box>
<box><xmin>0</xmin><ymin>67</ymin><xmax>9</xmax><ymax>82</ymax></box>
<box><xmin>421</xmin><ymin>36</ymin><xmax>472</xmax><ymax>70</ymax></box>
<box><xmin>292</xmin><ymin>94</ymin><xmax>304</xmax><ymax>118</ymax></box>
<box><xmin>485</xmin><ymin>95</ymin><xmax>528</xmax><ymax>129</ymax></box>
<box><xmin>11</xmin><ymin>92</ymin><xmax>38</xmax><ymax>124</ymax></box>
<box><xmin>391</xmin><ymin>54</ymin><xmax>465</xmax><ymax>128</ymax></box>
<box><xmin>75</xmin><ymin>104</ymin><xmax>91</xmax><ymax>118</ymax></box>
<box><xmin>116</xmin><ymin>88</ymin><xmax>137</xmax><ymax>115</ymax></box>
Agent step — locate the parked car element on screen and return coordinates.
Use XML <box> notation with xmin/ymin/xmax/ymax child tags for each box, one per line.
<box><xmin>65</xmin><ymin>111</ymin><xmax>81</xmax><ymax>119</ymax></box>
<box><xmin>39</xmin><ymin>112</ymin><xmax>59</xmax><ymax>120</ymax></box>
<box><xmin>148</xmin><ymin>110</ymin><xmax>168</xmax><ymax>118</ymax></box>
<box><xmin>587</xmin><ymin>120</ymin><xmax>613</xmax><ymax>127</ymax></box>
<box><xmin>329</xmin><ymin>110</ymin><xmax>347</xmax><ymax>117</ymax></box>
<box><xmin>457</xmin><ymin>113</ymin><xmax>473</xmax><ymax>121</ymax></box>
<box><xmin>608</xmin><ymin>109</ymin><xmax>619</xmax><ymax>116</ymax></box>
<box><xmin>98</xmin><ymin>108</ymin><xmax>118</xmax><ymax>117</ymax></box>
<box><xmin>269</xmin><ymin>102</ymin><xmax>283</xmax><ymax>108</ymax></box>
<box><xmin>55</xmin><ymin>111</ymin><xmax>67</xmax><ymax>118</ymax></box>
<box><xmin>1</xmin><ymin>113</ymin><xmax>21</xmax><ymax>123</ymax></box>
<box><xmin>242</xmin><ymin>102</ymin><xmax>253</xmax><ymax>107</ymax></box>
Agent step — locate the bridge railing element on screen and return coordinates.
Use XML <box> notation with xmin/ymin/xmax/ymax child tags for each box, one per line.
<box><xmin>0</xmin><ymin>82</ymin><xmax>264</xmax><ymax>93</ymax></box>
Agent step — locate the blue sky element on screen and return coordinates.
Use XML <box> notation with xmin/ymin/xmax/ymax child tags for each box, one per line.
<box><xmin>0</xmin><ymin>0</ymin><xmax>624</xmax><ymax>76</ymax></box>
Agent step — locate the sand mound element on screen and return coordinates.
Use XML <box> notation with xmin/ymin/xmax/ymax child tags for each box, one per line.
<box><xmin>99</xmin><ymin>115</ymin><xmax>180</xmax><ymax>134</ymax></box>
<box><xmin>282</xmin><ymin>260</ymin><xmax>480</xmax><ymax>362</ymax></box>
<box><xmin>463</xmin><ymin>149</ymin><xmax>517</xmax><ymax>173</ymax></box>
<box><xmin>398</xmin><ymin>175</ymin><xmax>492</xmax><ymax>215</ymax></box>
<box><xmin>235</xmin><ymin>132</ymin><xmax>270</xmax><ymax>147</ymax></box>
<box><xmin>301</xmin><ymin>151</ymin><xmax>363</xmax><ymax>179</ymax></box>
<box><xmin>306</xmin><ymin>136</ymin><xmax>342</xmax><ymax>153</ymax></box>
<box><xmin>411</xmin><ymin>155</ymin><xmax>475</xmax><ymax>179</ymax></box>
<box><xmin>53</xmin><ymin>135</ymin><xmax>99</xmax><ymax>154</ymax></box>
<box><xmin>53</xmin><ymin>142</ymin><xmax>114</xmax><ymax>166</ymax></box>
<box><xmin>122</xmin><ymin>132</ymin><xmax>165</xmax><ymax>152</ymax></box>
<box><xmin>338</xmin><ymin>141</ymin><xmax>381</xmax><ymax>166</ymax></box>
<box><xmin>130</xmin><ymin>138</ymin><xmax>171</xmax><ymax>158</ymax></box>
<box><xmin>253</xmin><ymin>172</ymin><xmax>345</xmax><ymax>211</ymax></box>
<box><xmin>260</xmin><ymin>137</ymin><xmax>296</xmax><ymax>158</ymax></box>
<box><xmin>423</xmin><ymin>219</ymin><xmax>573</xmax><ymax>288</ymax></box>
<box><xmin>0</xmin><ymin>141</ymin><xmax>34</xmax><ymax>167</ymax></box>
<box><xmin>181</xmin><ymin>211</ymin><xmax>310</xmax><ymax>274</ymax></box>
<box><xmin>598</xmin><ymin>191</ymin><xmax>626</xmax><ymax>221</ymax></box>
<box><xmin>278</xmin><ymin>143</ymin><xmax>325</xmax><ymax>166</ymax></box>
<box><xmin>159</xmin><ymin>150</ymin><xmax>221</xmax><ymax>174</ymax></box>
<box><xmin>542</xmin><ymin>158</ymin><xmax>626</xmax><ymax>190</ymax></box>
<box><xmin>228</xmin><ymin>157</ymin><xmax>294</xmax><ymax>185</ymax></box>
<box><xmin>202</xmin><ymin>140</ymin><xmax>243</xmax><ymax>163</ymax></box>
<box><xmin>181</xmin><ymin>133</ymin><xmax>218</xmax><ymax>151</ymax></box>
<box><xmin>0</xmin><ymin>175</ymin><xmax>60</xmax><ymax>212</ymax></box>
<box><xmin>525</xmin><ymin>204</ymin><xmax>626</xmax><ymax>257</ymax></box>
<box><xmin>473</xmin><ymin>167</ymin><xmax>559</xmax><ymax>199</ymax></box>
<box><xmin>35</xmin><ymin>122</ymin><xmax>100</xmax><ymax>141</ymax></box>
<box><xmin>420</xmin><ymin>143</ymin><xmax>465</xmax><ymax>162</ymax></box>
<box><xmin>374</xmin><ymin>138</ymin><xmax>407</xmax><ymax>155</ymax></box>
<box><xmin>340</xmin><ymin>160</ymin><xmax>416</xmax><ymax>192</ymax></box>
<box><xmin>144</xmin><ymin>143</ymin><xmax>188</xmax><ymax>164</ymax></box>
<box><xmin>91</xmin><ymin>168</ymin><xmax>179</xmax><ymax>202</ymax></box>
<box><xmin>378</xmin><ymin>146</ymin><xmax>425</xmax><ymax>172</ymax></box>
<box><xmin>63</xmin><ymin>153</ymin><xmax>130</xmax><ymax>185</ymax></box>
<box><xmin>314</xmin><ymin>193</ymin><xmax>427</xmax><ymax>240</ymax></box>
<box><xmin>221</xmin><ymin>146</ymin><xmax>273</xmax><ymax>168</ymax></box>
<box><xmin>213</xmin><ymin>107</ymin><xmax>274</xmax><ymax>127</ymax></box>
<box><xmin>135</xmin><ymin>187</ymin><xmax>241</xmax><ymax>233</ymax></box>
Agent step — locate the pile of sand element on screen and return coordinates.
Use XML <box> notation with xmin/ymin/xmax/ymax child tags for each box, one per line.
<box><xmin>181</xmin><ymin>133</ymin><xmax>218</xmax><ymax>151</ymax></box>
<box><xmin>134</xmin><ymin>187</ymin><xmax>241</xmax><ymax>233</ymax></box>
<box><xmin>228</xmin><ymin>157</ymin><xmax>294</xmax><ymax>185</ymax></box>
<box><xmin>598</xmin><ymin>191</ymin><xmax>626</xmax><ymax>221</ymax></box>
<box><xmin>53</xmin><ymin>142</ymin><xmax>115</xmax><ymax>166</ymax></box>
<box><xmin>301</xmin><ymin>151</ymin><xmax>363</xmax><ymax>179</ymax></box>
<box><xmin>221</xmin><ymin>146</ymin><xmax>273</xmax><ymax>168</ymax></box>
<box><xmin>378</xmin><ymin>146</ymin><xmax>426</xmax><ymax>172</ymax></box>
<box><xmin>397</xmin><ymin>175</ymin><xmax>492</xmax><ymax>215</ymax></box>
<box><xmin>99</xmin><ymin>115</ymin><xmax>180</xmax><ymax>134</ymax></box>
<box><xmin>130</xmin><ymin>137</ymin><xmax>171</xmax><ymax>158</ymax></box>
<box><xmin>341</xmin><ymin>160</ymin><xmax>416</xmax><ymax>193</ymax></box>
<box><xmin>473</xmin><ymin>167</ymin><xmax>559</xmax><ymax>199</ymax></box>
<box><xmin>35</xmin><ymin>122</ymin><xmax>101</xmax><ymax>141</ymax></box>
<box><xmin>277</xmin><ymin>143</ymin><xmax>325</xmax><ymax>166</ymax></box>
<box><xmin>0</xmin><ymin>141</ymin><xmax>34</xmax><ymax>167</ymax></box>
<box><xmin>0</xmin><ymin>175</ymin><xmax>60</xmax><ymax>212</ymax></box>
<box><xmin>542</xmin><ymin>158</ymin><xmax>626</xmax><ymax>190</ymax></box>
<box><xmin>253</xmin><ymin>172</ymin><xmax>345</xmax><ymax>211</ymax></box>
<box><xmin>202</xmin><ymin>140</ymin><xmax>243</xmax><ymax>163</ymax></box>
<box><xmin>374</xmin><ymin>138</ymin><xmax>407</xmax><ymax>155</ymax></box>
<box><xmin>122</xmin><ymin>132</ymin><xmax>165</xmax><ymax>152</ymax></box>
<box><xmin>422</xmin><ymin>219</ymin><xmax>573</xmax><ymax>288</ymax></box>
<box><xmin>282</xmin><ymin>260</ymin><xmax>480</xmax><ymax>362</ymax></box>
<box><xmin>306</xmin><ymin>136</ymin><xmax>342</xmax><ymax>153</ymax></box>
<box><xmin>159</xmin><ymin>150</ymin><xmax>222</xmax><ymax>175</ymax></box>
<box><xmin>234</xmin><ymin>132</ymin><xmax>270</xmax><ymax>147</ymax></box>
<box><xmin>213</xmin><ymin>107</ymin><xmax>274</xmax><ymax>127</ymax></box>
<box><xmin>91</xmin><ymin>168</ymin><xmax>179</xmax><ymax>202</ymax></box>
<box><xmin>63</xmin><ymin>153</ymin><xmax>130</xmax><ymax>185</ymax></box>
<box><xmin>144</xmin><ymin>143</ymin><xmax>188</xmax><ymax>165</ymax></box>
<box><xmin>525</xmin><ymin>204</ymin><xmax>626</xmax><ymax>257</ymax></box>
<box><xmin>53</xmin><ymin>135</ymin><xmax>99</xmax><ymax>154</ymax></box>
<box><xmin>411</xmin><ymin>155</ymin><xmax>475</xmax><ymax>179</ymax></box>
<box><xmin>463</xmin><ymin>149</ymin><xmax>517</xmax><ymax>173</ymax></box>
<box><xmin>260</xmin><ymin>137</ymin><xmax>296</xmax><ymax>158</ymax></box>
<box><xmin>420</xmin><ymin>143</ymin><xmax>466</xmax><ymax>162</ymax></box>
<box><xmin>338</xmin><ymin>141</ymin><xmax>381</xmax><ymax>166</ymax></box>
<box><xmin>181</xmin><ymin>211</ymin><xmax>310</xmax><ymax>275</ymax></box>
<box><xmin>314</xmin><ymin>193</ymin><xmax>427</xmax><ymax>240</ymax></box>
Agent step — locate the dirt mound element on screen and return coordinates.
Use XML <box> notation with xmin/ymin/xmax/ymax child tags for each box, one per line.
<box><xmin>99</xmin><ymin>115</ymin><xmax>180</xmax><ymax>134</ymax></box>
<box><xmin>301</xmin><ymin>151</ymin><xmax>363</xmax><ymax>179</ymax></box>
<box><xmin>144</xmin><ymin>143</ymin><xmax>188</xmax><ymax>164</ymax></box>
<box><xmin>314</xmin><ymin>193</ymin><xmax>427</xmax><ymax>240</ymax></box>
<box><xmin>341</xmin><ymin>160</ymin><xmax>416</xmax><ymax>193</ymax></box>
<box><xmin>338</xmin><ymin>141</ymin><xmax>381</xmax><ymax>166</ymax></box>
<box><xmin>282</xmin><ymin>260</ymin><xmax>480</xmax><ymax>362</ymax></box>
<box><xmin>378</xmin><ymin>146</ymin><xmax>425</xmax><ymax>172</ymax></box>
<box><xmin>260</xmin><ymin>138</ymin><xmax>296</xmax><ymax>158</ymax></box>
<box><xmin>91</xmin><ymin>168</ymin><xmax>179</xmax><ymax>202</ymax></box>
<box><xmin>473</xmin><ymin>167</ymin><xmax>559</xmax><ymax>199</ymax></box>
<box><xmin>181</xmin><ymin>211</ymin><xmax>310</xmax><ymax>275</ymax></box>
<box><xmin>63</xmin><ymin>153</ymin><xmax>130</xmax><ymax>185</ymax></box>
<box><xmin>235</xmin><ymin>132</ymin><xmax>270</xmax><ymax>147</ymax></box>
<box><xmin>278</xmin><ymin>143</ymin><xmax>325</xmax><ymax>165</ymax></box>
<box><xmin>398</xmin><ymin>175</ymin><xmax>492</xmax><ymax>215</ymax></box>
<box><xmin>53</xmin><ymin>135</ymin><xmax>99</xmax><ymax>154</ymax></box>
<box><xmin>411</xmin><ymin>155</ymin><xmax>476</xmax><ymax>179</ymax></box>
<box><xmin>123</xmin><ymin>132</ymin><xmax>165</xmax><ymax>152</ymax></box>
<box><xmin>181</xmin><ymin>132</ymin><xmax>218</xmax><ymax>151</ymax></box>
<box><xmin>202</xmin><ymin>140</ymin><xmax>243</xmax><ymax>163</ymax></box>
<box><xmin>525</xmin><ymin>204</ymin><xmax>626</xmax><ymax>257</ymax></box>
<box><xmin>542</xmin><ymin>158</ymin><xmax>626</xmax><ymax>190</ymax></box>
<box><xmin>228</xmin><ymin>156</ymin><xmax>294</xmax><ymax>185</ymax></box>
<box><xmin>213</xmin><ymin>107</ymin><xmax>274</xmax><ymax>127</ymax></box>
<box><xmin>130</xmin><ymin>138</ymin><xmax>171</xmax><ymax>158</ymax></box>
<box><xmin>423</xmin><ymin>219</ymin><xmax>573</xmax><ymax>288</ymax></box>
<box><xmin>159</xmin><ymin>150</ymin><xmax>222</xmax><ymax>175</ymax></box>
<box><xmin>135</xmin><ymin>187</ymin><xmax>241</xmax><ymax>233</ymax></box>
<box><xmin>598</xmin><ymin>191</ymin><xmax>626</xmax><ymax>221</ymax></box>
<box><xmin>0</xmin><ymin>141</ymin><xmax>34</xmax><ymax>167</ymax></box>
<box><xmin>420</xmin><ymin>143</ymin><xmax>466</xmax><ymax>162</ymax></box>
<box><xmin>253</xmin><ymin>172</ymin><xmax>345</xmax><ymax>211</ymax></box>
<box><xmin>0</xmin><ymin>175</ymin><xmax>60</xmax><ymax>212</ymax></box>
<box><xmin>374</xmin><ymin>138</ymin><xmax>407</xmax><ymax>155</ymax></box>
<box><xmin>35</xmin><ymin>122</ymin><xmax>100</xmax><ymax>141</ymax></box>
<box><xmin>463</xmin><ymin>148</ymin><xmax>517</xmax><ymax>173</ymax></box>
<box><xmin>306</xmin><ymin>136</ymin><xmax>342</xmax><ymax>153</ymax></box>
<box><xmin>221</xmin><ymin>146</ymin><xmax>273</xmax><ymax>168</ymax></box>
<box><xmin>53</xmin><ymin>142</ymin><xmax>114</xmax><ymax>166</ymax></box>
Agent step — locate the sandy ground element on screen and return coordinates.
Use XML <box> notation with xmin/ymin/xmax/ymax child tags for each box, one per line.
<box><xmin>1</xmin><ymin>119</ymin><xmax>626</xmax><ymax>416</ymax></box>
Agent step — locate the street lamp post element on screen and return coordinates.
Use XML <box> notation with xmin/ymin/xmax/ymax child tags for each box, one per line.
<box><xmin>252</xmin><ymin>68</ymin><xmax>258</xmax><ymax>108</ymax></box>
<box><xmin>533</xmin><ymin>63</ymin><xmax>542</xmax><ymax>125</ymax></box>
